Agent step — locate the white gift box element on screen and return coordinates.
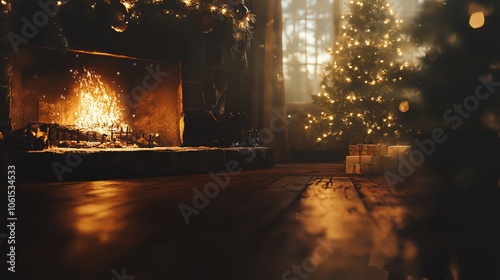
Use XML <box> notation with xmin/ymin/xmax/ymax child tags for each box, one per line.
<box><xmin>387</xmin><ymin>145</ymin><xmax>411</xmax><ymax>158</ymax></box>
<box><xmin>346</xmin><ymin>155</ymin><xmax>383</xmax><ymax>165</ymax></box>
<box><xmin>345</xmin><ymin>155</ymin><xmax>383</xmax><ymax>174</ymax></box>
<box><xmin>345</xmin><ymin>163</ymin><xmax>382</xmax><ymax>175</ymax></box>
<box><xmin>346</xmin><ymin>163</ymin><xmax>356</xmax><ymax>174</ymax></box>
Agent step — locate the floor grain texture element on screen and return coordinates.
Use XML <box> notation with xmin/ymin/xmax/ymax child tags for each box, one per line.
<box><xmin>5</xmin><ymin>163</ymin><xmax>498</xmax><ymax>280</ymax></box>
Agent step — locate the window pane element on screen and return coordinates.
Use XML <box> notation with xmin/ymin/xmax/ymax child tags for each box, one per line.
<box><xmin>282</xmin><ymin>0</ymin><xmax>334</xmax><ymax>104</ymax></box>
<box><xmin>282</xmin><ymin>0</ymin><xmax>421</xmax><ymax>104</ymax></box>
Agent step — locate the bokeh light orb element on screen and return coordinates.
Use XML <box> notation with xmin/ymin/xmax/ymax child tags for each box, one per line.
<box><xmin>399</xmin><ymin>100</ymin><xmax>410</xmax><ymax>113</ymax></box>
<box><xmin>469</xmin><ymin>11</ymin><xmax>485</xmax><ymax>29</ymax></box>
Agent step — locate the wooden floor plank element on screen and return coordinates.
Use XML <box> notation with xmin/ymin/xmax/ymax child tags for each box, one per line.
<box><xmin>10</xmin><ymin>164</ymin><xmax>439</xmax><ymax>280</ymax></box>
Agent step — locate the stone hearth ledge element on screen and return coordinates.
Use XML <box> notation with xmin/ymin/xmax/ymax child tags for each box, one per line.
<box><xmin>9</xmin><ymin>147</ymin><xmax>273</xmax><ymax>182</ymax></box>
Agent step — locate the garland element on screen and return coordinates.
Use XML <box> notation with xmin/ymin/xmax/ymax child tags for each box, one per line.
<box><xmin>1</xmin><ymin>0</ymin><xmax>254</xmax><ymax>59</ymax></box>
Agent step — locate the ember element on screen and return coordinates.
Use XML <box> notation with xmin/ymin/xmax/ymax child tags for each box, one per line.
<box><xmin>72</xmin><ymin>69</ymin><xmax>128</xmax><ymax>134</ymax></box>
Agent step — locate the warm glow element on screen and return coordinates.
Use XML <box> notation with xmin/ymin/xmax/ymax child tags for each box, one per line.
<box><xmin>122</xmin><ymin>1</ymin><xmax>133</xmax><ymax>11</ymax></box>
<box><xmin>73</xmin><ymin>182</ymin><xmax>126</xmax><ymax>244</ymax></box>
<box><xmin>72</xmin><ymin>69</ymin><xmax>128</xmax><ymax>133</ymax></box>
<box><xmin>399</xmin><ymin>100</ymin><xmax>410</xmax><ymax>113</ymax></box>
<box><xmin>469</xmin><ymin>11</ymin><xmax>485</xmax><ymax>29</ymax></box>
<box><xmin>305</xmin><ymin>0</ymin><xmax>410</xmax><ymax>142</ymax></box>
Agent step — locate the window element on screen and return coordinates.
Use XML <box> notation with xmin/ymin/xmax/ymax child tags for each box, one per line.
<box><xmin>282</xmin><ymin>0</ymin><xmax>421</xmax><ymax>104</ymax></box>
<box><xmin>282</xmin><ymin>0</ymin><xmax>335</xmax><ymax>104</ymax></box>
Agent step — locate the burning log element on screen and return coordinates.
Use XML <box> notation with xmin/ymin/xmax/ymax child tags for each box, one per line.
<box><xmin>10</xmin><ymin>121</ymin><xmax>162</xmax><ymax>150</ymax></box>
<box><xmin>12</xmin><ymin>123</ymin><xmax>50</xmax><ymax>151</ymax></box>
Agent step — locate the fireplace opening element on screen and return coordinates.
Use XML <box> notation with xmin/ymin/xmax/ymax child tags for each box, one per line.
<box><xmin>10</xmin><ymin>47</ymin><xmax>183</xmax><ymax>150</ymax></box>
<box><xmin>67</xmin><ymin>68</ymin><xmax>129</xmax><ymax>135</ymax></box>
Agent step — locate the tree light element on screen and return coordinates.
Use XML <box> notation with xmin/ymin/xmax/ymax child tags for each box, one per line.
<box><xmin>310</xmin><ymin>0</ymin><xmax>408</xmax><ymax>143</ymax></box>
<box><xmin>469</xmin><ymin>11</ymin><xmax>485</xmax><ymax>29</ymax></box>
<box><xmin>399</xmin><ymin>100</ymin><xmax>410</xmax><ymax>113</ymax></box>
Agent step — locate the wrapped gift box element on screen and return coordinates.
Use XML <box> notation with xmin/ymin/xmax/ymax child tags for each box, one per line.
<box><xmin>349</xmin><ymin>144</ymin><xmax>388</xmax><ymax>156</ymax></box>
<box><xmin>346</xmin><ymin>155</ymin><xmax>383</xmax><ymax>165</ymax></box>
<box><xmin>346</xmin><ymin>161</ymin><xmax>384</xmax><ymax>175</ymax></box>
<box><xmin>353</xmin><ymin>164</ymin><xmax>382</xmax><ymax>175</ymax></box>
<box><xmin>345</xmin><ymin>155</ymin><xmax>383</xmax><ymax>174</ymax></box>
<box><xmin>346</xmin><ymin>163</ymin><xmax>356</xmax><ymax>174</ymax></box>
<box><xmin>387</xmin><ymin>145</ymin><xmax>411</xmax><ymax>158</ymax></box>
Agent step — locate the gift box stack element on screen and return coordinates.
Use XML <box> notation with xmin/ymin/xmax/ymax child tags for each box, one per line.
<box><xmin>346</xmin><ymin>144</ymin><xmax>387</xmax><ymax>175</ymax></box>
<box><xmin>345</xmin><ymin>144</ymin><xmax>412</xmax><ymax>175</ymax></box>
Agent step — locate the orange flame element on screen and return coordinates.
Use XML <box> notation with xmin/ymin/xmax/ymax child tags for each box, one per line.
<box><xmin>72</xmin><ymin>69</ymin><xmax>128</xmax><ymax>133</ymax></box>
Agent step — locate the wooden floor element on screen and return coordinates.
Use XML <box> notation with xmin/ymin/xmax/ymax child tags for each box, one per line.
<box><xmin>6</xmin><ymin>164</ymin><xmax>500</xmax><ymax>280</ymax></box>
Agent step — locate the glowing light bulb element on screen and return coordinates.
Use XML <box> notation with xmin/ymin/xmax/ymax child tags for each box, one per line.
<box><xmin>470</xmin><ymin>11</ymin><xmax>485</xmax><ymax>29</ymax></box>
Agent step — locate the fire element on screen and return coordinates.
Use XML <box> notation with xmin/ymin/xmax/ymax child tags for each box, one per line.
<box><xmin>72</xmin><ymin>69</ymin><xmax>128</xmax><ymax>134</ymax></box>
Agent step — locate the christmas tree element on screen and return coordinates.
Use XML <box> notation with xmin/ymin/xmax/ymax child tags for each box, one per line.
<box><xmin>309</xmin><ymin>0</ymin><xmax>410</xmax><ymax>144</ymax></box>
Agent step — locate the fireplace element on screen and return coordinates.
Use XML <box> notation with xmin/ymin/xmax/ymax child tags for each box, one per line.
<box><xmin>10</xmin><ymin>47</ymin><xmax>183</xmax><ymax>149</ymax></box>
<box><xmin>0</xmin><ymin>0</ymin><xmax>275</xmax><ymax>182</ymax></box>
